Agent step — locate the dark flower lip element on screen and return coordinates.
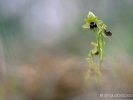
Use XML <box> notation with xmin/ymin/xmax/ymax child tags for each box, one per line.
<box><xmin>90</xmin><ymin>24</ymin><xmax>94</xmax><ymax>29</ymax></box>
<box><xmin>90</xmin><ymin>22</ymin><xmax>97</xmax><ymax>29</ymax></box>
<box><xmin>104</xmin><ymin>30</ymin><xmax>112</xmax><ymax>36</ymax></box>
<box><xmin>94</xmin><ymin>24</ymin><xmax>97</xmax><ymax>28</ymax></box>
<box><xmin>95</xmin><ymin>51</ymin><xmax>99</xmax><ymax>55</ymax></box>
<box><xmin>90</xmin><ymin>22</ymin><xmax>94</xmax><ymax>25</ymax></box>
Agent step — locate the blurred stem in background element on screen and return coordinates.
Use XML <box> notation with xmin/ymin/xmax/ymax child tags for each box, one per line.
<box><xmin>0</xmin><ymin>24</ymin><xmax>10</xmax><ymax>100</ymax></box>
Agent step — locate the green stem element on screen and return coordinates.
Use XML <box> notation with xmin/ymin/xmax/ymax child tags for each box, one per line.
<box><xmin>91</xmin><ymin>54</ymin><xmax>94</xmax><ymax>62</ymax></box>
<box><xmin>97</xmin><ymin>30</ymin><xmax>103</xmax><ymax>70</ymax></box>
<box><xmin>93</xmin><ymin>28</ymin><xmax>103</xmax><ymax>70</ymax></box>
<box><xmin>93</xmin><ymin>28</ymin><xmax>98</xmax><ymax>43</ymax></box>
<box><xmin>100</xmin><ymin>32</ymin><xmax>105</xmax><ymax>70</ymax></box>
<box><xmin>92</xmin><ymin>28</ymin><xmax>105</xmax><ymax>82</ymax></box>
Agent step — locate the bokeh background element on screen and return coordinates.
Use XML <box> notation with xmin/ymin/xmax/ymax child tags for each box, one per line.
<box><xmin>0</xmin><ymin>0</ymin><xmax>133</xmax><ymax>100</ymax></box>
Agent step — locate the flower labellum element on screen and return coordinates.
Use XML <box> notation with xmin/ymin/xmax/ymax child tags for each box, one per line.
<box><xmin>104</xmin><ymin>30</ymin><xmax>112</xmax><ymax>36</ymax></box>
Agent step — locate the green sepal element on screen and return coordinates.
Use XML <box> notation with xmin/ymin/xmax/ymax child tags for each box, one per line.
<box><xmin>86</xmin><ymin>58</ymin><xmax>93</xmax><ymax>65</ymax></box>
<box><xmin>82</xmin><ymin>23</ymin><xmax>89</xmax><ymax>28</ymax></box>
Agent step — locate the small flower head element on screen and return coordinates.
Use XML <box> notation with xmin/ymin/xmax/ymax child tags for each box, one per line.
<box><xmin>100</xmin><ymin>24</ymin><xmax>107</xmax><ymax>37</ymax></box>
<box><xmin>82</xmin><ymin>11</ymin><xmax>103</xmax><ymax>29</ymax></box>
<box><xmin>101</xmin><ymin>24</ymin><xmax>107</xmax><ymax>30</ymax></box>
<box><xmin>89</xmin><ymin>42</ymin><xmax>99</xmax><ymax>56</ymax></box>
<box><xmin>94</xmin><ymin>51</ymin><xmax>99</xmax><ymax>55</ymax></box>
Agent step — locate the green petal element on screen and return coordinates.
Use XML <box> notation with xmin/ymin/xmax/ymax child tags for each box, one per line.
<box><xmin>82</xmin><ymin>23</ymin><xmax>89</xmax><ymax>28</ymax></box>
<box><xmin>84</xmin><ymin>18</ymin><xmax>89</xmax><ymax>22</ymax></box>
<box><xmin>87</xmin><ymin>12</ymin><xmax>96</xmax><ymax>21</ymax></box>
<box><xmin>101</xmin><ymin>24</ymin><xmax>107</xmax><ymax>30</ymax></box>
<box><xmin>88</xmin><ymin>51</ymin><xmax>92</xmax><ymax>57</ymax></box>
<box><xmin>91</xmin><ymin>42</ymin><xmax>98</xmax><ymax>47</ymax></box>
<box><xmin>88</xmin><ymin>11</ymin><xmax>95</xmax><ymax>18</ymax></box>
<box><xmin>91</xmin><ymin>47</ymin><xmax>98</xmax><ymax>54</ymax></box>
<box><xmin>97</xmin><ymin>20</ymin><xmax>103</xmax><ymax>25</ymax></box>
<box><xmin>93</xmin><ymin>16</ymin><xmax>98</xmax><ymax>22</ymax></box>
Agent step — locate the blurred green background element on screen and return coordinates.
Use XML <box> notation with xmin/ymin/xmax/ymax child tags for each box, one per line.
<box><xmin>0</xmin><ymin>0</ymin><xmax>133</xmax><ymax>100</ymax></box>
<box><xmin>0</xmin><ymin>0</ymin><xmax>133</xmax><ymax>62</ymax></box>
